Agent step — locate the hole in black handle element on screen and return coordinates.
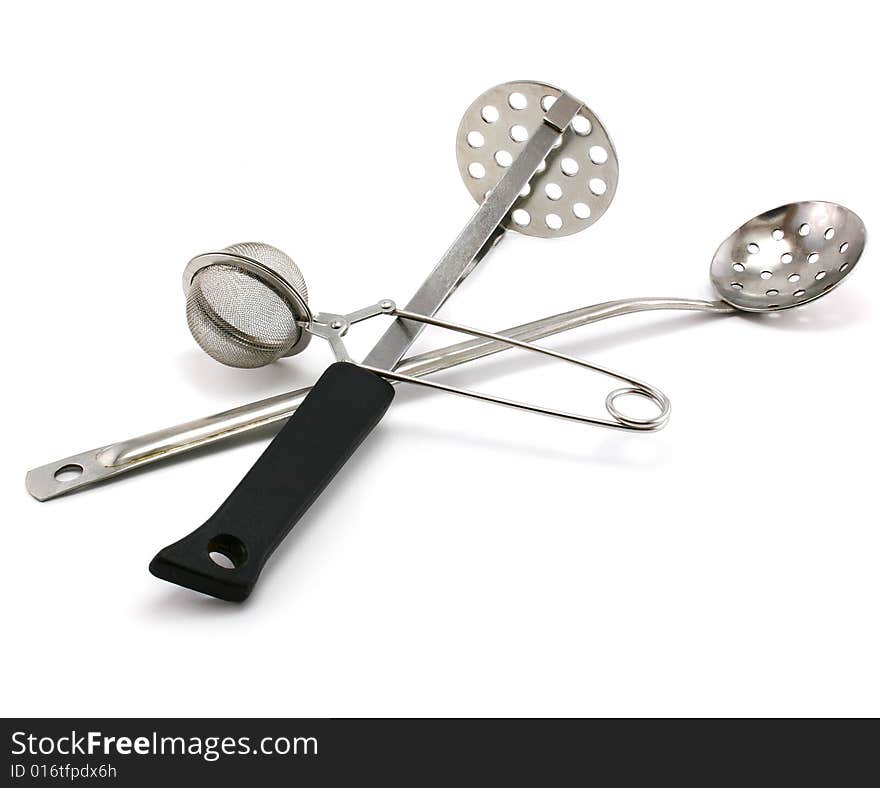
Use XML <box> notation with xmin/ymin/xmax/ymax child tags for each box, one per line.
<box><xmin>207</xmin><ymin>534</ymin><xmax>248</xmax><ymax>570</ymax></box>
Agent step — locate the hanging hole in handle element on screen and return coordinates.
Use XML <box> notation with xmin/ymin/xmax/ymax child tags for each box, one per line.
<box><xmin>207</xmin><ymin>534</ymin><xmax>248</xmax><ymax>570</ymax></box>
<box><xmin>54</xmin><ymin>463</ymin><xmax>84</xmax><ymax>482</ymax></box>
<box><xmin>605</xmin><ymin>387</ymin><xmax>669</xmax><ymax>430</ymax></box>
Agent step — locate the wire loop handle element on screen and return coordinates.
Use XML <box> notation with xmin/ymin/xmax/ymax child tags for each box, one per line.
<box><xmin>305</xmin><ymin>301</ymin><xmax>670</xmax><ymax>432</ymax></box>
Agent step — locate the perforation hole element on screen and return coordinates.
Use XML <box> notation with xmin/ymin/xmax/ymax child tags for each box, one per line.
<box><xmin>747</xmin><ymin>242</ymin><xmax>760</xmax><ymax>254</ymax></box>
<box><xmin>781</xmin><ymin>252</ymin><xmax>793</xmax><ymax>264</ymax></box>
<box><xmin>571</xmin><ymin>115</ymin><xmax>591</xmax><ymax>135</ymax></box>
<box><xmin>807</xmin><ymin>253</ymin><xmax>819</xmax><ymax>264</ymax></box>
<box><xmin>589</xmin><ymin>178</ymin><xmax>607</xmax><ymax>196</ymax></box>
<box><xmin>509</xmin><ymin>124</ymin><xmax>528</xmax><ymax>143</ymax></box>
<box><xmin>589</xmin><ymin>146</ymin><xmax>608</xmax><ymax>165</ymax></box>
<box><xmin>545</xmin><ymin>213</ymin><xmax>563</xmax><ymax>230</ymax></box>
<box><xmin>560</xmin><ymin>157</ymin><xmax>579</xmax><ymax>176</ymax></box>
<box><xmin>731</xmin><ymin>282</ymin><xmax>744</xmax><ymax>290</ymax></box>
<box><xmin>761</xmin><ymin>270</ymin><xmax>772</xmax><ymax>280</ymax></box>
<box><xmin>772</xmin><ymin>228</ymin><xmax>785</xmax><ymax>241</ymax></box>
<box><xmin>494</xmin><ymin>150</ymin><xmax>513</xmax><ymax>167</ymax></box>
<box><xmin>508</xmin><ymin>92</ymin><xmax>528</xmax><ymax>110</ymax></box>
<box><xmin>815</xmin><ymin>270</ymin><xmax>827</xmax><ymax>281</ymax></box>
<box><xmin>481</xmin><ymin>105</ymin><xmax>499</xmax><ymax>123</ymax></box>
<box><xmin>732</xmin><ymin>262</ymin><xmax>745</xmax><ymax>273</ymax></box>
<box><xmin>799</xmin><ymin>222</ymin><xmax>811</xmax><ymax>236</ymax></box>
<box><xmin>545</xmin><ymin>182</ymin><xmax>563</xmax><ymax>201</ymax></box>
<box><xmin>766</xmin><ymin>289</ymin><xmax>779</xmax><ymax>297</ymax></box>
<box><xmin>794</xmin><ymin>289</ymin><xmax>806</xmax><ymax>298</ymax></box>
<box><xmin>839</xmin><ymin>262</ymin><xmax>849</xmax><ymax>272</ymax></box>
<box><xmin>572</xmin><ymin>202</ymin><xmax>591</xmax><ymax>220</ymax></box>
<box><xmin>512</xmin><ymin>209</ymin><xmax>531</xmax><ymax>227</ymax></box>
<box><xmin>839</xmin><ymin>242</ymin><xmax>849</xmax><ymax>253</ymax></box>
<box><xmin>541</xmin><ymin>95</ymin><xmax>556</xmax><ymax>111</ymax></box>
<box><xmin>468</xmin><ymin>162</ymin><xmax>485</xmax><ymax>179</ymax></box>
<box><xmin>824</xmin><ymin>227</ymin><xmax>835</xmax><ymax>240</ymax></box>
<box><xmin>788</xmin><ymin>273</ymin><xmax>800</xmax><ymax>283</ymax></box>
<box><xmin>519</xmin><ymin>183</ymin><xmax>531</xmax><ymax>197</ymax></box>
<box><xmin>467</xmin><ymin>131</ymin><xmax>485</xmax><ymax>148</ymax></box>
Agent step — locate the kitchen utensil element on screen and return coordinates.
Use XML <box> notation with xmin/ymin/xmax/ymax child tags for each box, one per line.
<box><xmin>149</xmin><ymin>81</ymin><xmax>624</xmax><ymax>601</ymax></box>
<box><xmin>26</xmin><ymin>201</ymin><xmax>865</xmax><ymax>502</ymax></box>
<box><xmin>180</xmin><ymin>240</ymin><xmax>668</xmax><ymax>428</ymax></box>
<box><xmin>708</xmin><ymin>200</ymin><xmax>864</xmax><ymax>310</ymax></box>
<box><xmin>24</xmin><ymin>296</ymin><xmax>696</xmax><ymax>501</ymax></box>
<box><xmin>185</xmin><ymin>242</ymin><xmax>312</xmax><ymax>368</ymax></box>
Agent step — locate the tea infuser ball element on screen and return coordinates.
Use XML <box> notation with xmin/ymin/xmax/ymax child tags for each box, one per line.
<box><xmin>182</xmin><ymin>242</ymin><xmax>312</xmax><ymax>368</ymax></box>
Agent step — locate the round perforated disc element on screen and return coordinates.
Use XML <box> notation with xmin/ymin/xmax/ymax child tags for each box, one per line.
<box><xmin>456</xmin><ymin>80</ymin><xmax>618</xmax><ymax>238</ymax></box>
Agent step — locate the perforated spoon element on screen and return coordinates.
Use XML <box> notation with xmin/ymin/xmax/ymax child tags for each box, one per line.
<box><xmin>550</xmin><ymin>200</ymin><xmax>866</xmax><ymax>319</ymax></box>
<box><xmin>26</xmin><ymin>201</ymin><xmax>865</xmax><ymax>502</ymax></box>
<box><xmin>708</xmin><ymin>201</ymin><xmax>864</xmax><ymax>311</ymax></box>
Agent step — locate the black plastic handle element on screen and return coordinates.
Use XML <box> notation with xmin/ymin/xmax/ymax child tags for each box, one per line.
<box><xmin>149</xmin><ymin>362</ymin><xmax>395</xmax><ymax>601</ymax></box>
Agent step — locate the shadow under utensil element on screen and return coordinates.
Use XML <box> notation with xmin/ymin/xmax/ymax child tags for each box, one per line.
<box><xmin>376</xmin><ymin>419</ymin><xmax>667</xmax><ymax>471</ymax></box>
<box><xmin>140</xmin><ymin>584</ymin><xmax>254</xmax><ymax>618</ymax></box>
<box><xmin>173</xmin><ymin>348</ymin><xmax>318</xmax><ymax>400</ymax></box>
<box><xmin>736</xmin><ymin>287</ymin><xmax>870</xmax><ymax>332</ymax></box>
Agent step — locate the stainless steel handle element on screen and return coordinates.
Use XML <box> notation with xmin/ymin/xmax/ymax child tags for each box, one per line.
<box><xmin>26</xmin><ymin>297</ymin><xmax>734</xmax><ymax>500</ymax></box>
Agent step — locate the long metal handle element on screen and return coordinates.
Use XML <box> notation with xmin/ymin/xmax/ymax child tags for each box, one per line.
<box><xmin>25</xmin><ymin>297</ymin><xmax>734</xmax><ymax>500</ymax></box>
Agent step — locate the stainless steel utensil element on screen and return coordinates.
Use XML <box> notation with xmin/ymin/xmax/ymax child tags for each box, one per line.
<box><xmin>178</xmin><ymin>242</ymin><xmax>669</xmax><ymax>429</ymax></box>
<box><xmin>709</xmin><ymin>201</ymin><xmax>864</xmax><ymax>311</ymax></box>
<box><xmin>149</xmin><ymin>81</ymin><xmax>625</xmax><ymax>601</ymax></box>
<box><xmin>454</xmin><ymin>80</ymin><xmax>617</xmax><ymax>238</ymax></box>
<box><xmin>26</xmin><ymin>201</ymin><xmax>865</xmax><ymax>502</ymax></box>
<box><xmin>185</xmin><ymin>242</ymin><xmax>312</xmax><ymax>367</ymax></box>
<box><xmin>24</xmin><ymin>298</ymin><xmax>688</xmax><ymax>501</ymax></box>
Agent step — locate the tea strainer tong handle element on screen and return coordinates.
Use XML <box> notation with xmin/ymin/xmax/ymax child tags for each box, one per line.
<box><xmin>150</xmin><ymin>300</ymin><xmax>669</xmax><ymax>601</ymax></box>
<box><xmin>323</xmin><ymin>300</ymin><xmax>670</xmax><ymax>430</ymax></box>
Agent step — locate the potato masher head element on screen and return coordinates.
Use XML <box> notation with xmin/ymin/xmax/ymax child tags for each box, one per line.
<box><xmin>456</xmin><ymin>80</ymin><xmax>618</xmax><ymax>237</ymax></box>
<box><xmin>182</xmin><ymin>242</ymin><xmax>313</xmax><ymax>368</ymax></box>
<box><xmin>710</xmin><ymin>201</ymin><xmax>865</xmax><ymax>311</ymax></box>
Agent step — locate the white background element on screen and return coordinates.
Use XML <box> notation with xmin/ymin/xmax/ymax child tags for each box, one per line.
<box><xmin>2</xmin><ymin>0</ymin><xmax>877</xmax><ymax>717</ymax></box>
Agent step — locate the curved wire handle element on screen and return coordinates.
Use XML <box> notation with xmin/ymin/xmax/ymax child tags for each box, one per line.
<box><xmin>305</xmin><ymin>300</ymin><xmax>670</xmax><ymax>432</ymax></box>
